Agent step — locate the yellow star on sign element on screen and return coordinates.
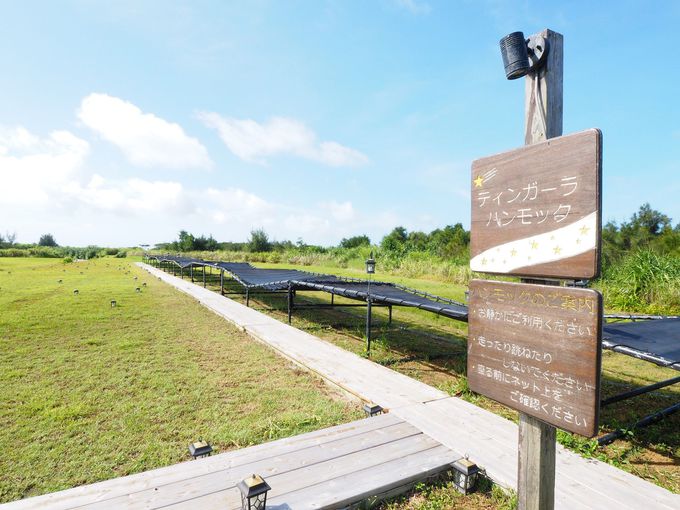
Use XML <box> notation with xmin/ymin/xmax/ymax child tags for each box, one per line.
<box><xmin>553</xmin><ymin>245</ymin><xmax>562</xmax><ymax>255</ymax></box>
<box><xmin>473</xmin><ymin>175</ymin><xmax>484</xmax><ymax>188</ymax></box>
<box><xmin>530</xmin><ymin>240</ymin><xmax>539</xmax><ymax>250</ymax></box>
<box><xmin>580</xmin><ymin>225</ymin><xmax>590</xmax><ymax>236</ymax></box>
<box><xmin>510</xmin><ymin>248</ymin><xmax>517</xmax><ymax>257</ymax></box>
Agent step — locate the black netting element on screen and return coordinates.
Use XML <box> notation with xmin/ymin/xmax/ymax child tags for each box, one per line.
<box><xmin>148</xmin><ymin>255</ymin><xmax>467</xmax><ymax>319</ymax></box>
<box><xmin>603</xmin><ymin>318</ymin><xmax>680</xmax><ymax>370</ymax></box>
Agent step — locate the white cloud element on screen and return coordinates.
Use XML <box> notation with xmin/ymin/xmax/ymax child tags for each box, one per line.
<box><xmin>319</xmin><ymin>200</ymin><xmax>355</xmax><ymax>221</ymax></box>
<box><xmin>198</xmin><ymin>113</ymin><xmax>368</xmax><ymax>167</ymax></box>
<box><xmin>78</xmin><ymin>93</ymin><xmax>212</xmax><ymax>169</ymax></box>
<box><xmin>63</xmin><ymin>176</ymin><xmax>193</xmax><ymax>215</ymax></box>
<box><xmin>0</xmin><ymin>127</ymin><xmax>89</xmax><ymax>205</ymax></box>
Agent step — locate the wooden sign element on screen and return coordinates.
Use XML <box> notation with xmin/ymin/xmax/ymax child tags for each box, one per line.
<box><xmin>470</xmin><ymin>129</ymin><xmax>602</xmax><ymax>279</ymax></box>
<box><xmin>467</xmin><ymin>279</ymin><xmax>602</xmax><ymax>437</ymax></box>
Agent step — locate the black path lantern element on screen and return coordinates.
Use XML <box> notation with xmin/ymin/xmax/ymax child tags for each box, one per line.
<box><xmin>363</xmin><ymin>403</ymin><xmax>383</xmax><ymax>417</ymax></box>
<box><xmin>237</xmin><ymin>474</ymin><xmax>271</xmax><ymax>510</ymax></box>
<box><xmin>365</xmin><ymin>252</ymin><xmax>376</xmax><ymax>274</ymax></box>
<box><xmin>451</xmin><ymin>457</ymin><xmax>480</xmax><ymax>495</ymax></box>
<box><xmin>188</xmin><ymin>439</ymin><xmax>213</xmax><ymax>459</ymax></box>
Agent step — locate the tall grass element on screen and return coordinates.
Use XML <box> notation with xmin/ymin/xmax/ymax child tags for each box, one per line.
<box><xmin>600</xmin><ymin>249</ymin><xmax>680</xmax><ymax>314</ymax></box>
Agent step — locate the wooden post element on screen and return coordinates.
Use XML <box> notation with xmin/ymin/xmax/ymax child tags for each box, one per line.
<box><xmin>220</xmin><ymin>269</ymin><xmax>224</xmax><ymax>295</ymax></box>
<box><xmin>518</xmin><ymin>28</ymin><xmax>563</xmax><ymax>510</ymax></box>
<box><xmin>202</xmin><ymin>266</ymin><xmax>206</xmax><ymax>288</ymax></box>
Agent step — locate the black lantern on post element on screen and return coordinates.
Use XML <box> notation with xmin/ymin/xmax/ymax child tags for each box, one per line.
<box><xmin>365</xmin><ymin>252</ymin><xmax>376</xmax><ymax>274</ymax></box>
<box><xmin>451</xmin><ymin>457</ymin><xmax>480</xmax><ymax>495</ymax></box>
<box><xmin>237</xmin><ymin>474</ymin><xmax>271</xmax><ymax>510</ymax></box>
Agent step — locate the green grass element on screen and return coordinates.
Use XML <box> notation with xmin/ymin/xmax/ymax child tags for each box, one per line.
<box><xmin>0</xmin><ymin>258</ymin><xmax>361</xmax><ymax>503</ymax></box>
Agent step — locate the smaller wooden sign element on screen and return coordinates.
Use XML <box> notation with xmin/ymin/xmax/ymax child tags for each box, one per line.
<box><xmin>470</xmin><ymin>129</ymin><xmax>602</xmax><ymax>279</ymax></box>
<box><xmin>467</xmin><ymin>279</ymin><xmax>602</xmax><ymax>437</ymax></box>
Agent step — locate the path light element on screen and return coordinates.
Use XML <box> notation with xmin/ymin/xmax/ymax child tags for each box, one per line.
<box><xmin>237</xmin><ymin>474</ymin><xmax>271</xmax><ymax>510</ymax></box>
<box><xmin>363</xmin><ymin>403</ymin><xmax>383</xmax><ymax>417</ymax></box>
<box><xmin>134</xmin><ymin>276</ymin><xmax>138</xmax><ymax>280</ymax></box>
<box><xmin>451</xmin><ymin>456</ymin><xmax>480</xmax><ymax>495</ymax></box>
<box><xmin>135</xmin><ymin>287</ymin><xmax>141</xmax><ymax>293</ymax></box>
<box><xmin>188</xmin><ymin>439</ymin><xmax>213</xmax><ymax>459</ymax></box>
<box><xmin>142</xmin><ymin>282</ymin><xmax>147</xmax><ymax>287</ymax></box>
<box><xmin>111</xmin><ymin>300</ymin><xmax>117</xmax><ymax>308</ymax></box>
<box><xmin>58</xmin><ymin>279</ymin><xmax>63</xmax><ymax>284</ymax></box>
<box><xmin>73</xmin><ymin>289</ymin><xmax>79</xmax><ymax>295</ymax></box>
<box><xmin>365</xmin><ymin>252</ymin><xmax>376</xmax><ymax>274</ymax></box>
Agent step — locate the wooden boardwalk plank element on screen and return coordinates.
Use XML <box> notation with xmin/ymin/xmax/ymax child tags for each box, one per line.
<box><xmin>75</xmin><ymin>422</ymin><xmax>426</xmax><ymax>510</ymax></box>
<box><xmin>394</xmin><ymin>398</ymin><xmax>680</xmax><ymax>510</ymax></box>
<box><xmin>163</xmin><ymin>443</ymin><xmax>454</xmax><ymax>510</ymax></box>
<box><xmin>1</xmin><ymin>415</ymin><xmax>401</xmax><ymax>510</ymax></box>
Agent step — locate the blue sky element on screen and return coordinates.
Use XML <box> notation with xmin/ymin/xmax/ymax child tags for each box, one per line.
<box><xmin>1</xmin><ymin>0</ymin><xmax>679</xmax><ymax>247</ymax></box>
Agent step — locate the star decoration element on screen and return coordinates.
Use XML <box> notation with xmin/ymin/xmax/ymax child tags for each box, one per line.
<box><xmin>473</xmin><ymin>175</ymin><xmax>484</xmax><ymax>188</ymax></box>
<box><xmin>510</xmin><ymin>248</ymin><xmax>517</xmax><ymax>257</ymax></box>
<box><xmin>530</xmin><ymin>240</ymin><xmax>539</xmax><ymax>250</ymax></box>
<box><xmin>481</xmin><ymin>257</ymin><xmax>487</xmax><ymax>265</ymax></box>
<box><xmin>553</xmin><ymin>245</ymin><xmax>562</xmax><ymax>255</ymax></box>
<box><xmin>580</xmin><ymin>225</ymin><xmax>590</xmax><ymax>236</ymax></box>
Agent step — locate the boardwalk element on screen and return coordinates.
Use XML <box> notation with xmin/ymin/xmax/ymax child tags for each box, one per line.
<box><xmin>4</xmin><ymin>263</ymin><xmax>678</xmax><ymax>510</ymax></box>
<box><xmin>4</xmin><ymin>414</ymin><xmax>456</xmax><ymax>510</ymax></box>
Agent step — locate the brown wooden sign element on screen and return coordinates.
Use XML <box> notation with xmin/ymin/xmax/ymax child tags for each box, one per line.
<box><xmin>470</xmin><ymin>129</ymin><xmax>602</xmax><ymax>279</ymax></box>
<box><xmin>467</xmin><ymin>279</ymin><xmax>602</xmax><ymax>437</ymax></box>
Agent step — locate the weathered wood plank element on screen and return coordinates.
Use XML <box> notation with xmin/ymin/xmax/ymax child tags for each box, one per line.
<box><xmin>138</xmin><ymin>433</ymin><xmax>442</xmax><ymax>510</ymax></box>
<box><xmin>394</xmin><ymin>398</ymin><xmax>680</xmax><ymax>510</ymax></box>
<box><xmin>1</xmin><ymin>415</ymin><xmax>402</xmax><ymax>510</ymax></box>
<box><xmin>164</xmin><ymin>444</ymin><xmax>456</xmax><ymax>510</ymax></box>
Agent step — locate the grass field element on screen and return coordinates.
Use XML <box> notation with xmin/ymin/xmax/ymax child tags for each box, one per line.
<box><xmin>208</xmin><ymin>261</ymin><xmax>680</xmax><ymax>495</ymax></box>
<box><xmin>0</xmin><ymin>258</ymin><xmax>362</xmax><ymax>503</ymax></box>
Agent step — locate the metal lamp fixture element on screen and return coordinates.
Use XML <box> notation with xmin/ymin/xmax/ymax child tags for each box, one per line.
<box><xmin>110</xmin><ymin>300</ymin><xmax>117</xmax><ymax>308</ymax></box>
<box><xmin>451</xmin><ymin>457</ymin><xmax>480</xmax><ymax>495</ymax></box>
<box><xmin>237</xmin><ymin>474</ymin><xmax>271</xmax><ymax>510</ymax></box>
<box><xmin>188</xmin><ymin>439</ymin><xmax>213</xmax><ymax>459</ymax></box>
<box><xmin>499</xmin><ymin>31</ymin><xmax>548</xmax><ymax>80</ymax></box>
<box><xmin>365</xmin><ymin>252</ymin><xmax>376</xmax><ymax>274</ymax></box>
<box><xmin>363</xmin><ymin>403</ymin><xmax>383</xmax><ymax>417</ymax></box>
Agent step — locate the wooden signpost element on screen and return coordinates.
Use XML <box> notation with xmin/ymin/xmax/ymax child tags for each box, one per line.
<box><xmin>467</xmin><ymin>280</ymin><xmax>602</xmax><ymax>437</ymax></box>
<box><xmin>471</xmin><ymin>129</ymin><xmax>602</xmax><ymax>280</ymax></box>
<box><xmin>469</xmin><ymin>29</ymin><xmax>603</xmax><ymax>510</ymax></box>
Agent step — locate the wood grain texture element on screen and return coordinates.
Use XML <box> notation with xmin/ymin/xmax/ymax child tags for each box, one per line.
<box><xmin>470</xmin><ymin>128</ymin><xmax>602</xmax><ymax>279</ymax></box>
<box><xmin>525</xmin><ymin>29</ymin><xmax>563</xmax><ymax>143</ymax></box>
<box><xmin>467</xmin><ymin>279</ymin><xmax>602</xmax><ymax>437</ymax></box>
<box><xmin>518</xmin><ymin>414</ymin><xmax>555</xmax><ymax>510</ymax></box>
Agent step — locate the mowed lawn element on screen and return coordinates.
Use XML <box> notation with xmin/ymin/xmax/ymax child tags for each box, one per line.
<box><xmin>0</xmin><ymin>258</ymin><xmax>361</xmax><ymax>503</ymax></box>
